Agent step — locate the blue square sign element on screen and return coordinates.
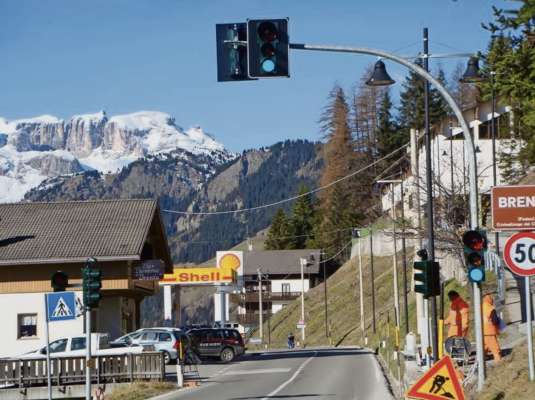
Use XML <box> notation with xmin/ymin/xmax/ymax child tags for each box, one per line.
<box><xmin>46</xmin><ymin>292</ymin><xmax>76</xmax><ymax>322</ymax></box>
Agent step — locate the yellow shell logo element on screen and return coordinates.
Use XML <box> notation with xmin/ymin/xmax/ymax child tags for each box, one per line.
<box><xmin>219</xmin><ymin>253</ymin><xmax>241</xmax><ymax>270</ymax></box>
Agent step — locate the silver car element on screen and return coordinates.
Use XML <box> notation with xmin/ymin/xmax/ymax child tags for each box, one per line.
<box><xmin>115</xmin><ymin>328</ymin><xmax>188</xmax><ymax>364</ymax></box>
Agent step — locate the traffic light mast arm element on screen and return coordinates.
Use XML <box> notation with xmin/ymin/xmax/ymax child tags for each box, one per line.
<box><xmin>289</xmin><ymin>42</ymin><xmax>478</xmax><ymax>230</ymax></box>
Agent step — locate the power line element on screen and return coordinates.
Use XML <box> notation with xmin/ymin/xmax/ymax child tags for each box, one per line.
<box><xmin>162</xmin><ymin>142</ymin><xmax>409</xmax><ymax>216</ymax></box>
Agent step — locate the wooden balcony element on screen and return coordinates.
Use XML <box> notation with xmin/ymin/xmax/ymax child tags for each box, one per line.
<box><xmin>231</xmin><ymin>291</ymin><xmax>302</xmax><ymax>303</ymax></box>
<box><xmin>237</xmin><ymin>313</ymin><xmax>273</xmax><ymax>325</ymax></box>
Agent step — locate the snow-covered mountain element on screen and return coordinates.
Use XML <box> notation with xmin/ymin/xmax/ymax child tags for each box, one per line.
<box><xmin>0</xmin><ymin>111</ymin><xmax>231</xmax><ymax>202</ymax></box>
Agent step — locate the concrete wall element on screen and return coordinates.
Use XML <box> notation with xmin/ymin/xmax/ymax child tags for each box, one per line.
<box><xmin>97</xmin><ymin>296</ymin><xmax>121</xmax><ymax>339</ymax></box>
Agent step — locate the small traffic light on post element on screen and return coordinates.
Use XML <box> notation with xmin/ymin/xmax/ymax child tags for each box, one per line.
<box><xmin>83</xmin><ymin>258</ymin><xmax>102</xmax><ymax>309</ymax></box>
<box><xmin>414</xmin><ymin>250</ymin><xmax>440</xmax><ymax>298</ymax></box>
<box><xmin>462</xmin><ymin>230</ymin><xmax>487</xmax><ymax>283</ymax></box>
<box><xmin>51</xmin><ymin>271</ymin><xmax>69</xmax><ymax>292</ymax></box>
<box><xmin>247</xmin><ymin>19</ymin><xmax>289</xmax><ymax>78</ymax></box>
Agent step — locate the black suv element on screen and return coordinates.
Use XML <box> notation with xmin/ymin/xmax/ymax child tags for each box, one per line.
<box><xmin>187</xmin><ymin>328</ymin><xmax>245</xmax><ymax>363</ymax></box>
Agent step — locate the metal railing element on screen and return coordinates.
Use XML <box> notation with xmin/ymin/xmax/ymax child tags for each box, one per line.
<box><xmin>485</xmin><ymin>250</ymin><xmax>505</xmax><ymax>306</ymax></box>
<box><xmin>0</xmin><ymin>352</ymin><xmax>165</xmax><ymax>389</ymax></box>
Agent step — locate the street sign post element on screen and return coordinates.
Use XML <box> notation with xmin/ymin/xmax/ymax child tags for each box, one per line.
<box><xmin>492</xmin><ymin>185</ymin><xmax>535</xmax><ymax>231</ymax></box>
<box><xmin>44</xmin><ymin>291</ymin><xmax>76</xmax><ymax>400</ymax></box>
<box><xmin>503</xmin><ymin>232</ymin><xmax>535</xmax><ymax>381</ymax></box>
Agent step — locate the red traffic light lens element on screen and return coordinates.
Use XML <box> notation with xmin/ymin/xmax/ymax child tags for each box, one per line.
<box><xmin>257</xmin><ymin>21</ymin><xmax>278</xmax><ymax>42</ymax></box>
<box><xmin>462</xmin><ymin>230</ymin><xmax>486</xmax><ymax>251</ymax></box>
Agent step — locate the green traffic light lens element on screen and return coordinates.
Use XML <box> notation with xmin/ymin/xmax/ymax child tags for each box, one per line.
<box><xmin>469</xmin><ymin>268</ymin><xmax>484</xmax><ymax>282</ymax></box>
<box><xmin>261</xmin><ymin>59</ymin><xmax>276</xmax><ymax>73</ymax></box>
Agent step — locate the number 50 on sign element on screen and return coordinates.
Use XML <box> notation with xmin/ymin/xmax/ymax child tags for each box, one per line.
<box><xmin>504</xmin><ymin>232</ymin><xmax>535</xmax><ymax>277</ymax></box>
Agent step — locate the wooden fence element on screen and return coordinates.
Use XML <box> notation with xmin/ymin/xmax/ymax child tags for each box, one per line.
<box><xmin>0</xmin><ymin>352</ymin><xmax>165</xmax><ymax>389</ymax></box>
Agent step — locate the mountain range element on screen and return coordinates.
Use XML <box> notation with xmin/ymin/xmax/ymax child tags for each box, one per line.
<box><xmin>0</xmin><ymin>111</ymin><xmax>230</xmax><ymax>202</ymax></box>
<box><xmin>6</xmin><ymin>111</ymin><xmax>323</xmax><ymax>324</ymax></box>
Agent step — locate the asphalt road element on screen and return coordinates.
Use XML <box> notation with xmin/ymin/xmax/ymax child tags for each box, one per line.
<box><xmin>162</xmin><ymin>347</ymin><xmax>394</xmax><ymax>400</ymax></box>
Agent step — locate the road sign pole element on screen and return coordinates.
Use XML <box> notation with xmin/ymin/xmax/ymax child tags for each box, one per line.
<box><xmin>526</xmin><ymin>276</ymin><xmax>534</xmax><ymax>381</ymax></box>
<box><xmin>44</xmin><ymin>295</ymin><xmax>52</xmax><ymax>400</ymax></box>
<box><xmin>85</xmin><ymin>307</ymin><xmax>91</xmax><ymax>400</ymax></box>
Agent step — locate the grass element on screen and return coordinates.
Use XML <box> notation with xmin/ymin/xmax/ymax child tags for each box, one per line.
<box><xmin>475</xmin><ymin>338</ymin><xmax>535</xmax><ymax>400</ymax></box>
<box><xmin>105</xmin><ymin>382</ymin><xmax>176</xmax><ymax>400</ymax></box>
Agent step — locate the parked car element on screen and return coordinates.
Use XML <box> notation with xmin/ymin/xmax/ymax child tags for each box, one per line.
<box><xmin>112</xmin><ymin>327</ymin><xmax>190</xmax><ymax>365</ymax></box>
<box><xmin>17</xmin><ymin>333</ymin><xmax>143</xmax><ymax>360</ymax></box>
<box><xmin>187</xmin><ymin>328</ymin><xmax>245</xmax><ymax>363</ymax></box>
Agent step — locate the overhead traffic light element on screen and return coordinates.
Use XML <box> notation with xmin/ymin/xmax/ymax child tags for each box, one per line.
<box><xmin>462</xmin><ymin>230</ymin><xmax>487</xmax><ymax>283</ymax></box>
<box><xmin>83</xmin><ymin>258</ymin><xmax>102</xmax><ymax>309</ymax></box>
<box><xmin>247</xmin><ymin>18</ymin><xmax>289</xmax><ymax>78</ymax></box>
<box><xmin>51</xmin><ymin>271</ymin><xmax>69</xmax><ymax>292</ymax></box>
<box><xmin>216</xmin><ymin>23</ymin><xmax>255</xmax><ymax>82</ymax></box>
<box><xmin>414</xmin><ymin>250</ymin><xmax>440</xmax><ymax>298</ymax></box>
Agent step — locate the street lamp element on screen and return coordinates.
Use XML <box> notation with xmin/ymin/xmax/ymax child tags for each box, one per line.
<box><xmin>366</xmin><ymin>60</ymin><xmax>395</xmax><ymax>86</ymax></box>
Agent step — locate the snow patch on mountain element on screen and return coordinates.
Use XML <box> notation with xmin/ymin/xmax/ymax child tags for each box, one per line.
<box><xmin>0</xmin><ymin>111</ymin><xmax>232</xmax><ymax>202</ymax></box>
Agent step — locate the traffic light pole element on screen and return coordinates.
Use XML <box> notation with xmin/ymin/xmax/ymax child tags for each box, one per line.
<box><xmin>85</xmin><ymin>306</ymin><xmax>91</xmax><ymax>400</ymax></box>
<box><xmin>289</xmin><ymin>41</ymin><xmax>483</xmax><ymax>388</ymax></box>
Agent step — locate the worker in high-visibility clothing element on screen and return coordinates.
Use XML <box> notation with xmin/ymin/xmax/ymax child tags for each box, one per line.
<box><xmin>444</xmin><ymin>290</ymin><xmax>470</xmax><ymax>338</ymax></box>
<box><xmin>483</xmin><ymin>293</ymin><xmax>502</xmax><ymax>362</ymax></box>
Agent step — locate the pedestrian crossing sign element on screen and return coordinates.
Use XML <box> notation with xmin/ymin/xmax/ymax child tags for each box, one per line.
<box><xmin>406</xmin><ymin>355</ymin><xmax>464</xmax><ymax>400</ymax></box>
<box><xmin>46</xmin><ymin>292</ymin><xmax>76</xmax><ymax>322</ymax></box>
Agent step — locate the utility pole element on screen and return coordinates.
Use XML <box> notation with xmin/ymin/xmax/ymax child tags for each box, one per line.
<box><xmin>358</xmin><ymin>235</ymin><xmax>365</xmax><ymax>336</ymax></box>
<box><xmin>323</xmin><ymin>254</ymin><xmax>329</xmax><ymax>338</ymax></box>
<box><xmin>370</xmin><ymin>232</ymin><xmax>376</xmax><ymax>334</ymax></box>
<box><xmin>299</xmin><ymin>258</ymin><xmax>307</xmax><ymax>344</ymax></box>
<box><xmin>400</xmin><ymin>173</ymin><xmax>409</xmax><ymax>336</ymax></box>
<box><xmin>423</xmin><ymin>27</ymin><xmax>439</xmax><ymax>364</ymax></box>
<box><xmin>257</xmin><ymin>268</ymin><xmax>263</xmax><ymax>343</ymax></box>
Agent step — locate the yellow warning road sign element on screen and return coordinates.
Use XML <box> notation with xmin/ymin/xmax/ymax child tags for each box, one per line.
<box><xmin>406</xmin><ymin>355</ymin><xmax>464</xmax><ymax>400</ymax></box>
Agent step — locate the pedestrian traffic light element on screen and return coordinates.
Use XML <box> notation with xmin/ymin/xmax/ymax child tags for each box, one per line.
<box><xmin>51</xmin><ymin>271</ymin><xmax>69</xmax><ymax>292</ymax></box>
<box><xmin>414</xmin><ymin>260</ymin><xmax>441</xmax><ymax>298</ymax></box>
<box><xmin>216</xmin><ymin>23</ymin><xmax>255</xmax><ymax>82</ymax></box>
<box><xmin>82</xmin><ymin>258</ymin><xmax>102</xmax><ymax>309</ymax></box>
<box><xmin>462</xmin><ymin>230</ymin><xmax>487</xmax><ymax>283</ymax></box>
<box><xmin>247</xmin><ymin>18</ymin><xmax>289</xmax><ymax>78</ymax></box>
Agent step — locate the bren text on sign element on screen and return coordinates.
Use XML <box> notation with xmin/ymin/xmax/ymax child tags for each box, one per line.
<box><xmin>492</xmin><ymin>185</ymin><xmax>535</xmax><ymax>231</ymax></box>
<box><xmin>159</xmin><ymin>266</ymin><xmax>237</xmax><ymax>285</ymax></box>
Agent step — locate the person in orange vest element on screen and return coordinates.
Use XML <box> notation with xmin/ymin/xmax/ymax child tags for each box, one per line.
<box><xmin>482</xmin><ymin>293</ymin><xmax>502</xmax><ymax>362</ymax></box>
<box><xmin>444</xmin><ymin>290</ymin><xmax>469</xmax><ymax>338</ymax></box>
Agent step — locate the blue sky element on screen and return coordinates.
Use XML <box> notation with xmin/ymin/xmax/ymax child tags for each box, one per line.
<box><xmin>0</xmin><ymin>0</ymin><xmax>508</xmax><ymax>151</ymax></box>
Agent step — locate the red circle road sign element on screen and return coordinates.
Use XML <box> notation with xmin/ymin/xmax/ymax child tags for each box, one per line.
<box><xmin>504</xmin><ymin>232</ymin><xmax>535</xmax><ymax>277</ymax></box>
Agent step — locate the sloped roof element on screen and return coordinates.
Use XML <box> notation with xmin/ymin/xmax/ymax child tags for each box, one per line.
<box><xmin>0</xmin><ymin>199</ymin><xmax>171</xmax><ymax>266</ymax></box>
<box><xmin>243</xmin><ymin>250</ymin><xmax>321</xmax><ymax>276</ymax></box>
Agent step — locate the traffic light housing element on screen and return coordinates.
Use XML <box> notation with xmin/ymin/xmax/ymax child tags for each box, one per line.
<box><xmin>51</xmin><ymin>271</ymin><xmax>69</xmax><ymax>292</ymax></box>
<box><xmin>462</xmin><ymin>230</ymin><xmax>487</xmax><ymax>283</ymax></box>
<box><xmin>83</xmin><ymin>258</ymin><xmax>102</xmax><ymax>309</ymax></box>
<box><xmin>414</xmin><ymin>260</ymin><xmax>441</xmax><ymax>298</ymax></box>
<box><xmin>247</xmin><ymin>19</ymin><xmax>289</xmax><ymax>78</ymax></box>
<box><xmin>216</xmin><ymin>23</ymin><xmax>255</xmax><ymax>82</ymax></box>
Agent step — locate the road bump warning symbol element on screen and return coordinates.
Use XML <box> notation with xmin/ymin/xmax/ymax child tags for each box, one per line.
<box><xmin>406</xmin><ymin>355</ymin><xmax>464</xmax><ymax>400</ymax></box>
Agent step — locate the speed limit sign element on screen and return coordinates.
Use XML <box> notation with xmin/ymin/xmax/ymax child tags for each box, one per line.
<box><xmin>504</xmin><ymin>232</ymin><xmax>535</xmax><ymax>277</ymax></box>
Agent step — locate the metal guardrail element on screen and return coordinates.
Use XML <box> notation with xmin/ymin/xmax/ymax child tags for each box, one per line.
<box><xmin>0</xmin><ymin>352</ymin><xmax>165</xmax><ymax>389</ymax></box>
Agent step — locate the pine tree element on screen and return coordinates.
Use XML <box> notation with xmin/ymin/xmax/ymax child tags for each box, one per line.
<box><xmin>289</xmin><ymin>185</ymin><xmax>314</xmax><ymax>249</ymax></box>
<box><xmin>481</xmin><ymin>1</ymin><xmax>535</xmax><ymax>173</ymax></box>
<box><xmin>317</xmin><ymin>85</ymin><xmax>358</xmax><ymax>257</ymax></box>
<box><xmin>375</xmin><ymin>90</ymin><xmax>403</xmax><ymax>158</ymax></box>
<box><xmin>264</xmin><ymin>209</ymin><xmax>292</xmax><ymax>250</ymax></box>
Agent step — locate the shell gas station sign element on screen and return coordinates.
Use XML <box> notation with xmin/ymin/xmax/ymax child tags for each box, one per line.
<box><xmin>159</xmin><ymin>251</ymin><xmax>243</xmax><ymax>286</ymax></box>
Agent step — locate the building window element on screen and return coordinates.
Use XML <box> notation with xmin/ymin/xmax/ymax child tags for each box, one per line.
<box><xmin>281</xmin><ymin>283</ymin><xmax>290</xmax><ymax>294</ymax></box>
<box><xmin>18</xmin><ymin>314</ymin><xmax>37</xmax><ymax>338</ymax></box>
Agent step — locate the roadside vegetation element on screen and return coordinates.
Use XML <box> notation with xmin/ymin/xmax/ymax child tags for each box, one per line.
<box><xmin>105</xmin><ymin>382</ymin><xmax>176</xmax><ymax>400</ymax></box>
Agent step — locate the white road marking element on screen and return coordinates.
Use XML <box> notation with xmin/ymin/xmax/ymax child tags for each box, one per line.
<box><xmin>225</xmin><ymin>368</ymin><xmax>291</xmax><ymax>375</ymax></box>
<box><xmin>261</xmin><ymin>351</ymin><xmax>317</xmax><ymax>400</ymax></box>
